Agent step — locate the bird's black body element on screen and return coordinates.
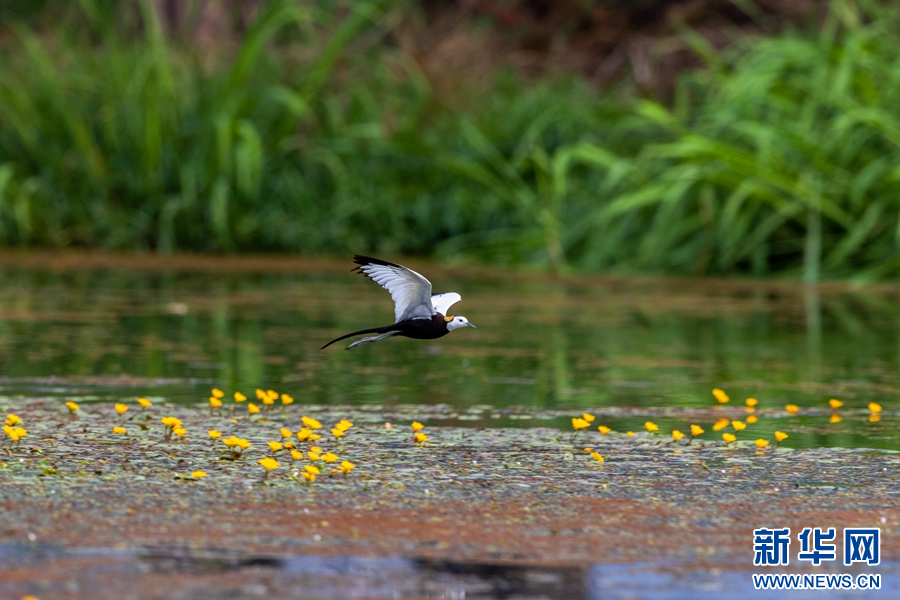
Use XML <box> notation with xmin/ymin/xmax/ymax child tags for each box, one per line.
<box><xmin>320</xmin><ymin>314</ymin><xmax>449</xmax><ymax>350</ymax></box>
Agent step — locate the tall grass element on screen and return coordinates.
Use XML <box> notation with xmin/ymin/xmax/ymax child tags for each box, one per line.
<box><xmin>1</xmin><ymin>0</ymin><xmax>899</xmax><ymax>281</ymax></box>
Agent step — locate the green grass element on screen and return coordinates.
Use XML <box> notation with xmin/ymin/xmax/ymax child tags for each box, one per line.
<box><xmin>1</xmin><ymin>0</ymin><xmax>899</xmax><ymax>281</ymax></box>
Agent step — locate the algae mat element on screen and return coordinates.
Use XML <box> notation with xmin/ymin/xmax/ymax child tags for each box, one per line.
<box><xmin>1</xmin><ymin>400</ymin><xmax>898</xmax><ymax>599</ymax></box>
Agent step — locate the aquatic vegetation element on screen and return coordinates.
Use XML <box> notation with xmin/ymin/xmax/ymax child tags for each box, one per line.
<box><xmin>280</xmin><ymin>428</ymin><xmax>292</xmax><ymax>439</ymax></box>
<box><xmin>774</xmin><ymin>431</ymin><xmax>789</xmax><ymax>443</ymax></box>
<box><xmin>335</xmin><ymin>460</ymin><xmax>355</xmax><ymax>474</ymax></box>
<box><xmin>211</xmin><ymin>389</ymin><xmax>224</xmax><ymax>400</ymax></box>
<box><xmin>258</xmin><ymin>457</ymin><xmax>279</xmax><ymax>480</ymax></box>
<box><xmin>689</xmin><ymin>424</ymin><xmax>704</xmax><ymax>442</ymax></box>
<box><xmin>712</xmin><ymin>389</ymin><xmax>729</xmax><ymax>404</ymax></box>
<box><xmin>209</xmin><ymin>396</ymin><xmax>223</xmax><ymax>411</ymax></box>
<box><xmin>281</xmin><ymin>394</ymin><xmax>294</xmax><ymax>406</ymax></box>
<box><xmin>712</xmin><ymin>418</ymin><xmax>729</xmax><ymax>432</ymax></box>
<box><xmin>208</xmin><ymin>430</ymin><xmax>222</xmax><ymax>441</ymax></box>
<box><xmin>785</xmin><ymin>405</ymin><xmax>799</xmax><ymax>415</ymax></box>
<box><xmin>336</xmin><ymin>419</ymin><xmax>354</xmax><ymax>432</ymax></box>
<box><xmin>671</xmin><ymin>430</ymin><xmax>684</xmax><ymax>442</ymax></box>
<box><xmin>248</xmin><ymin>403</ymin><xmax>260</xmax><ymax>415</ymax></box>
<box><xmin>571</xmin><ymin>418</ymin><xmax>590</xmax><ymax>430</ymax></box>
<box><xmin>65</xmin><ymin>402</ymin><xmax>79</xmax><ymax>414</ymax></box>
<box><xmin>582</xmin><ymin>414</ymin><xmax>595</xmax><ymax>424</ymax></box>
<box><xmin>745</xmin><ymin>398</ymin><xmax>758</xmax><ymax>412</ymax></box>
<box><xmin>323</xmin><ymin>452</ymin><xmax>339</xmax><ymax>464</ymax></box>
<box><xmin>589</xmin><ymin>452</ymin><xmax>604</xmax><ymax>463</ymax></box>
<box><xmin>112</xmin><ymin>426</ymin><xmax>127</xmax><ymax>435</ymax></box>
<box><xmin>626</xmin><ymin>431</ymin><xmax>635</xmax><ymax>437</ymax></box>
<box><xmin>6</xmin><ymin>414</ymin><xmax>22</xmax><ymax>426</ymax></box>
<box><xmin>414</xmin><ymin>432</ymin><xmax>429</xmax><ymax>444</ymax></box>
<box><xmin>644</xmin><ymin>421</ymin><xmax>659</xmax><ymax>433</ymax></box>
<box><xmin>268</xmin><ymin>442</ymin><xmax>283</xmax><ymax>453</ymax></box>
<box><xmin>869</xmin><ymin>403</ymin><xmax>883</xmax><ymax>413</ymax></box>
<box><xmin>161</xmin><ymin>416</ymin><xmax>183</xmax><ymax>441</ymax></box>
<box><xmin>411</xmin><ymin>421</ymin><xmax>424</xmax><ymax>433</ymax></box>
<box><xmin>598</xmin><ymin>425</ymin><xmax>611</xmax><ymax>435</ymax></box>
<box><xmin>746</xmin><ymin>415</ymin><xmax>758</xmax><ymax>424</ymax></box>
<box><xmin>173</xmin><ymin>427</ymin><xmax>187</xmax><ymax>438</ymax></box>
<box><xmin>290</xmin><ymin>449</ymin><xmax>304</xmax><ymax>461</ymax></box>
<box><xmin>234</xmin><ymin>392</ymin><xmax>247</xmax><ymax>403</ymax></box>
<box><xmin>829</xmin><ymin>399</ymin><xmax>843</xmax><ymax>410</ymax></box>
<box><xmin>303</xmin><ymin>417</ymin><xmax>323</xmax><ymax>430</ymax></box>
<box><xmin>114</xmin><ymin>403</ymin><xmax>128</xmax><ymax>416</ymax></box>
<box><xmin>830</xmin><ymin>414</ymin><xmax>842</xmax><ymax>424</ymax></box>
<box><xmin>138</xmin><ymin>398</ymin><xmax>152</xmax><ymax>410</ymax></box>
<box><xmin>331</xmin><ymin>428</ymin><xmax>345</xmax><ymax>439</ymax></box>
<box><xmin>731</xmin><ymin>421</ymin><xmax>746</xmax><ymax>432</ymax></box>
<box><xmin>191</xmin><ymin>471</ymin><xmax>207</xmax><ymax>479</ymax></box>
<box><xmin>722</xmin><ymin>433</ymin><xmax>737</xmax><ymax>445</ymax></box>
<box><xmin>755</xmin><ymin>439</ymin><xmax>769</xmax><ymax>449</ymax></box>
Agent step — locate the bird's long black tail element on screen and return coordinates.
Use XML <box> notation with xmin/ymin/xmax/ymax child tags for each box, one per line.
<box><xmin>320</xmin><ymin>325</ymin><xmax>392</xmax><ymax>350</ymax></box>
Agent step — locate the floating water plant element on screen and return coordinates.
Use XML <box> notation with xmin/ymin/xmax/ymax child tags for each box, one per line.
<box><xmin>731</xmin><ymin>420</ymin><xmax>746</xmax><ymax>432</ymax></box>
<box><xmin>712</xmin><ymin>418</ymin><xmax>729</xmax><ymax>431</ymax></box>
<box><xmin>644</xmin><ymin>421</ymin><xmax>658</xmax><ymax>433</ymax></box>
<box><xmin>138</xmin><ymin>398</ymin><xmax>152</xmax><ymax>410</ymax></box>
<box><xmin>258</xmin><ymin>457</ymin><xmax>279</xmax><ymax>481</ymax></box>
<box><xmin>112</xmin><ymin>426</ymin><xmax>127</xmax><ymax>435</ymax></box>
<box><xmin>722</xmin><ymin>433</ymin><xmax>737</xmax><ymax>445</ymax></box>
<box><xmin>774</xmin><ymin>431</ymin><xmax>788</xmax><ymax>443</ymax></box>
<box><xmin>712</xmin><ymin>389</ymin><xmax>729</xmax><ymax>404</ymax></box>
<box><xmin>65</xmin><ymin>401</ymin><xmax>79</xmax><ymax>414</ymax></box>
<box><xmin>785</xmin><ymin>404</ymin><xmax>799</xmax><ymax>414</ymax></box>
<box><xmin>755</xmin><ymin>439</ymin><xmax>769</xmax><ymax>448</ymax></box>
<box><xmin>829</xmin><ymin>399</ymin><xmax>843</xmax><ymax>410</ymax></box>
<box><xmin>672</xmin><ymin>430</ymin><xmax>685</xmax><ymax>442</ymax></box>
<box><xmin>746</xmin><ymin>398</ymin><xmax>758</xmax><ymax>412</ymax></box>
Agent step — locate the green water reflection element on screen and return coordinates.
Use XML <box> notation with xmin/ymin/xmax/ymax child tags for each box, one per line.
<box><xmin>0</xmin><ymin>262</ymin><xmax>899</xmax><ymax>448</ymax></box>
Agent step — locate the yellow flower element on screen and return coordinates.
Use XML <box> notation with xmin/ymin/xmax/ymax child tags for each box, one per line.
<box><xmin>572</xmin><ymin>418</ymin><xmax>589</xmax><ymax>430</ymax></box>
<box><xmin>256</xmin><ymin>389</ymin><xmax>266</xmax><ymax>400</ymax></box>
<box><xmin>161</xmin><ymin>416</ymin><xmax>182</xmax><ymax>428</ymax></box>
<box><xmin>337</xmin><ymin>460</ymin><xmax>355</xmax><ymax>474</ymax></box>
<box><xmin>746</xmin><ymin>415</ymin><xmax>758</xmax><ymax>424</ymax></box>
<box><xmin>222</xmin><ymin>436</ymin><xmax>239</xmax><ymax>447</ymax></box>
<box><xmin>755</xmin><ymin>439</ymin><xmax>769</xmax><ymax>448</ymax></box>
<box><xmin>290</xmin><ymin>449</ymin><xmax>304</xmax><ymax>461</ymax></box>
<box><xmin>323</xmin><ymin>452</ymin><xmax>339</xmax><ymax>463</ymax></box>
<box><xmin>311</xmin><ymin>446</ymin><xmax>323</xmax><ymax>453</ymax></box>
<box><xmin>411</xmin><ymin>421</ymin><xmax>425</xmax><ymax>432</ymax></box>
<box><xmin>712</xmin><ymin>418</ymin><xmax>729</xmax><ymax>431</ymax></box>
<box><xmin>731</xmin><ymin>420</ymin><xmax>746</xmax><ymax>432</ymax></box>
<box><xmin>248</xmin><ymin>403</ymin><xmax>260</xmax><ymax>414</ymax></box>
<box><xmin>589</xmin><ymin>452</ymin><xmax>604</xmax><ymax>462</ymax></box>
<box><xmin>209</xmin><ymin>397</ymin><xmax>223</xmax><ymax>408</ymax></box>
<box><xmin>868</xmin><ymin>402</ymin><xmax>882</xmax><ymax>413</ymax></box>
<box><xmin>309</xmin><ymin>433</ymin><xmax>322</xmax><ymax>441</ymax></box>
<box><xmin>237</xmin><ymin>438</ymin><xmax>252</xmax><ymax>450</ymax></box>
<box><xmin>644</xmin><ymin>421</ymin><xmax>658</xmax><ymax>433</ymax></box>
<box><xmin>746</xmin><ymin>398</ymin><xmax>758</xmax><ymax>408</ymax></box>
<box><xmin>302</xmin><ymin>416</ymin><xmax>323</xmax><ymax>430</ymax></box>
<box><xmin>191</xmin><ymin>471</ymin><xmax>207</xmax><ymax>479</ymax></box>
<box><xmin>296</xmin><ymin>428</ymin><xmax>312</xmax><ymax>441</ymax></box>
<box><xmin>869</xmin><ymin>413</ymin><xmax>881</xmax><ymax>423</ymax></box>
<box><xmin>65</xmin><ymin>401</ymin><xmax>79</xmax><ymax>413</ymax></box>
<box><xmin>8</xmin><ymin>427</ymin><xmax>27</xmax><ymax>442</ymax></box>
<box><xmin>829</xmin><ymin>398</ymin><xmax>843</xmax><ymax>410</ymax></box>
<box><xmin>5</xmin><ymin>414</ymin><xmax>21</xmax><ymax>426</ymax></box>
<box><xmin>258</xmin><ymin>457</ymin><xmax>279</xmax><ymax>472</ymax></box>
<box><xmin>785</xmin><ymin>404</ymin><xmax>799</xmax><ymax>414</ymax></box>
<box><xmin>173</xmin><ymin>427</ymin><xmax>187</xmax><ymax>437</ymax></box>
<box><xmin>336</xmin><ymin>419</ymin><xmax>353</xmax><ymax>431</ymax></box>
<box><xmin>112</xmin><ymin>426</ymin><xmax>127</xmax><ymax>435</ymax></box>
<box><xmin>712</xmin><ymin>388</ymin><xmax>729</xmax><ymax>404</ymax></box>
<box><xmin>284</xmin><ymin>441</ymin><xmax>294</xmax><ymax>449</ymax></box>
<box><xmin>281</xmin><ymin>393</ymin><xmax>294</xmax><ymax>405</ymax></box>
<box><xmin>626</xmin><ymin>431</ymin><xmax>635</xmax><ymax>436</ymax></box>
<box><xmin>774</xmin><ymin>431</ymin><xmax>788</xmax><ymax>442</ymax></box>
<box><xmin>279</xmin><ymin>428</ymin><xmax>292</xmax><ymax>439</ymax></box>
<box><xmin>138</xmin><ymin>398</ymin><xmax>152</xmax><ymax>409</ymax></box>
<box><xmin>208</xmin><ymin>430</ymin><xmax>222</xmax><ymax>440</ymax></box>
<box><xmin>331</xmin><ymin>428</ymin><xmax>345</xmax><ymax>439</ymax></box>
<box><xmin>414</xmin><ymin>432</ymin><xmax>428</xmax><ymax>443</ymax></box>
<box><xmin>262</xmin><ymin>395</ymin><xmax>275</xmax><ymax>406</ymax></box>
<box><xmin>308</xmin><ymin>451</ymin><xmax>322</xmax><ymax>460</ymax></box>
<box><xmin>234</xmin><ymin>392</ymin><xmax>247</xmax><ymax>403</ymax></box>
<box><xmin>582</xmin><ymin>413</ymin><xmax>595</xmax><ymax>423</ymax></box>
<box><xmin>305</xmin><ymin>464</ymin><xmax>320</xmax><ymax>475</ymax></box>
<box><xmin>672</xmin><ymin>430</ymin><xmax>685</xmax><ymax>441</ymax></box>
<box><xmin>690</xmin><ymin>424</ymin><xmax>704</xmax><ymax>437</ymax></box>
<box><xmin>211</xmin><ymin>388</ymin><xmax>224</xmax><ymax>399</ymax></box>
<box><xmin>114</xmin><ymin>403</ymin><xmax>129</xmax><ymax>415</ymax></box>
<box><xmin>267</xmin><ymin>390</ymin><xmax>279</xmax><ymax>401</ymax></box>
<box><xmin>268</xmin><ymin>441</ymin><xmax>284</xmax><ymax>452</ymax></box>
<box><xmin>301</xmin><ymin>471</ymin><xmax>316</xmax><ymax>482</ymax></box>
<box><xmin>829</xmin><ymin>414</ymin><xmax>841</xmax><ymax>424</ymax></box>
<box><xmin>598</xmin><ymin>425</ymin><xmax>611</xmax><ymax>435</ymax></box>
<box><xmin>722</xmin><ymin>433</ymin><xmax>736</xmax><ymax>444</ymax></box>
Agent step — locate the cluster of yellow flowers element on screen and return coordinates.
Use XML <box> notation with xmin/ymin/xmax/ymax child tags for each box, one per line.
<box><xmin>257</xmin><ymin>416</ymin><xmax>357</xmax><ymax>483</ymax></box>
<box><xmin>411</xmin><ymin>421</ymin><xmax>428</xmax><ymax>443</ymax></box>
<box><xmin>4</xmin><ymin>413</ymin><xmax>27</xmax><ymax>444</ymax></box>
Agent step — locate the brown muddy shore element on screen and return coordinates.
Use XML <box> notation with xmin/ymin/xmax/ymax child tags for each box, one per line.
<box><xmin>1</xmin><ymin>400</ymin><xmax>898</xmax><ymax>599</ymax></box>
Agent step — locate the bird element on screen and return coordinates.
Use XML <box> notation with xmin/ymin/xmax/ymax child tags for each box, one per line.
<box><xmin>321</xmin><ymin>255</ymin><xmax>476</xmax><ymax>350</ymax></box>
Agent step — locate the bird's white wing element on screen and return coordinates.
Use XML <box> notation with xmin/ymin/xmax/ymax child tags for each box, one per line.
<box><xmin>431</xmin><ymin>292</ymin><xmax>461</xmax><ymax>315</ymax></box>
<box><xmin>353</xmin><ymin>255</ymin><xmax>434</xmax><ymax>322</ymax></box>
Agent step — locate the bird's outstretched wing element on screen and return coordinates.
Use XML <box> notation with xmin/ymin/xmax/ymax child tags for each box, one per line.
<box><xmin>353</xmin><ymin>255</ymin><xmax>434</xmax><ymax>322</ymax></box>
<box><xmin>431</xmin><ymin>292</ymin><xmax>461</xmax><ymax>315</ymax></box>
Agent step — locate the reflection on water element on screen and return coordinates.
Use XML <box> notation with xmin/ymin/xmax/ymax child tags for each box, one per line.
<box><xmin>1</xmin><ymin>259</ymin><xmax>900</xmax><ymax>447</ymax></box>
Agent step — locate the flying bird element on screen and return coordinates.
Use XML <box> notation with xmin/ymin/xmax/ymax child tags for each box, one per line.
<box><xmin>321</xmin><ymin>255</ymin><xmax>476</xmax><ymax>350</ymax></box>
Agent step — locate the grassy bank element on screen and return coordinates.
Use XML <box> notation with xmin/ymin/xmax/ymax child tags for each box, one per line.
<box><xmin>1</xmin><ymin>0</ymin><xmax>899</xmax><ymax>280</ymax></box>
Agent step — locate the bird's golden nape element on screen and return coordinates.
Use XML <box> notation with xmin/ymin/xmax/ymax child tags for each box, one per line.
<box><xmin>320</xmin><ymin>256</ymin><xmax>475</xmax><ymax>350</ymax></box>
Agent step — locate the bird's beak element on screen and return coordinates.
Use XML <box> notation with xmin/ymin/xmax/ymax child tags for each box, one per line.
<box><xmin>467</xmin><ymin>322</ymin><xmax>477</xmax><ymax>328</ymax></box>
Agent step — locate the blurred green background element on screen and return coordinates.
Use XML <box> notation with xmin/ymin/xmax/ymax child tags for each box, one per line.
<box><xmin>1</xmin><ymin>0</ymin><xmax>899</xmax><ymax>280</ymax></box>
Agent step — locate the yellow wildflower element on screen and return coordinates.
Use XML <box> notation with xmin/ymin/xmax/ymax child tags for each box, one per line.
<box><xmin>746</xmin><ymin>415</ymin><xmax>758</xmax><ymax>424</ymax></box>
<box><xmin>234</xmin><ymin>392</ymin><xmax>247</xmax><ymax>403</ymax></box>
<box><xmin>644</xmin><ymin>421</ymin><xmax>658</xmax><ymax>433</ymax></box>
<box><xmin>785</xmin><ymin>404</ymin><xmax>799</xmax><ymax>414</ymax></box>
<box><xmin>309</xmin><ymin>433</ymin><xmax>322</xmax><ymax>441</ymax></box>
<box><xmin>411</xmin><ymin>421</ymin><xmax>424</xmax><ymax>432</ymax></box>
<box><xmin>305</xmin><ymin>464</ymin><xmax>320</xmax><ymax>475</ymax></box>
<box><xmin>280</xmin><ymin>428</ymin><xmax>292</xmax><ymax>439</ymax></box>
<box><xmin>755</xmin><ymin>439</ymin><xmax>769</xmax><ymax>448</ymax></box>
<box><xmin>237</xmin><ymin>438</ymin><xmax>252</xmax><ymax>450</ymax></box>
<box><xmin>336</xmin><ymin>419</ymin><xmax>353</xmax><ymax>431</ymax></box>
<box><xmin>267</xmin><ymin>390</ymin><xmax>278</xmax><ymax>401</ymax></box>
<box><xmin>830</xmin><ymin>414</ymin><xmax>842</xmax><ymax>424</ymax></box>
<box><xmin>284</xmin><ymin>441</ymin><xmax>294</xmax><ymax>449</ymax></box>
<box><xmin>598</xmin><ymin>425</ymin><xmax>611</xmax><ymax>434</ymax></box>
<box><xmin>258</xmin><ymin>457</ymin><xmax>279</xmax><ymax>472</ymax></box>
<box><xmin>712</xmin><ymin>388</ymin><xmax>729</xmax><ymax>404</ymax></box>
<box><xmin>869</xmin><ymin>402</ymin><xmax>882</xmax><ymax>413</ymax></box>
<box><xmin>173</xmin><ymin>427</ymin><xmax>187</xmax><ymax>438</ymax></box>
<box><xmin>870</xmin><ymin>413</ymin><xmax>881</xmax><ymax>423</ymax></box>
<box><xmin>262</xmin><ymin>395</ymin><xmax>275</xmax><ymax>406</ymax></box>
<box><xmin>7</xmin><ymin>427</ymin><xmax>27</xmax><ymax>442</ymax></box>
<box><xmin>712</xmin><ymin>418</ymin><xmax>729</xmax><ymax>431</ymax></box>
<box><xmin>690</xmin><ymin>424</ymin><xmax>704</xmax><ymax>437</ymax></box>
<box><xmin>290</xmin><ymin>449</ymin><xmax>304</xmax><ymax>461</ymax></box>
<box><xmin>5</xmin><ymin>414</ymin><xmax>21</xmax><ymax>426</ymax></box>
<box><xmin>672</xmin><ymin>430</ymin><xmax>685</xmax><ymax>442</ymax></box>
<box><xmin>626</xmin><ymin>431</ymin><xmax>635</xmax><ymax>436</ymax></box>
<box><xmin>331</xmin><ymin>428</ymin><xmax>345</xmax><ymax>439</ymax></box>
<box><xmin>281</xmin><ymin>393</ymin><xmax>294</xmax><ymax>405</ymax></box>
<box><xmin>722</xmin><ymin>433</ymin><xmax>737</xmax><ymax>444</ymax></box>
<box><xmin>582</xmin><ymin>413</ymin><xmax>595</xmax><ymax>423</ymax></box>
<box><xmin>323</xmin><ymin>452</ymin><xmax>339</xmax><ymax>463</ymax></box>
<box><xmin>65</xmin><ymin>401</ymin><xmax>79</xmax><ymax>413</ymax></box>
<box><xmin>337</xmin><ymin>460</ymin><xmax>355</xmax><ymax>474</ymax></box>
<box><xmin>161</xmin><ymin>416</ymin><xmax>182</xmax><ymax>428</ymax></box>
<box><xmin>589</xmin><ymin>452</ymin><xmax>604</xmax><ymax>462</ymax></box>
<box><xmin>731</xmin><ymin>420</ymin><xmax>746</xmax><ymax>432</ymax></box>
<box><xmin>571</xmin><ymin>418</ymin><xmax>589</xmax><ymax>430</ymax></box>
<box><xmin>414</xmin><ymin>432</ymin><xmax>428</xmax><ymax>443</ymax></box>
<box><xmin>311</xmin><ymin>446</ymin><xmax>323</xmax><ymax>453</ymax></box>
<box><xmin>112</xmin><ymin>426</ymin><xmax>127</xmax><ymax>435</ymax></box>
<box><xmin>268</xmin><ymin>441</ymin><xmax>284</xmax><ymax>452</ymax></box>
<box><xmin>296</xmin><ymin>428</ymin><xmax>312</xmax><ymax>441</ymax></box>
<box><xmin>248</xmin><ymin>403</ymin><xmax>260</xmax><ymax>415</ymax></box>
<box><xmin>774</xmin><ymin>431</ymin><xmax>788</xmax><ymax>442</ymax></box>
<box><xmin>222</xmin><ymin>436</ymin><xmax>239</xmax><ymax>447</ymax></box>
<box><xmin>746</xmin><ymin>398</ymin><xmax>758</xmax><ymax>408</ymax></box>
<box><xmin>138</xmin><ymin>398</ymin><xmax>152</xmax><ymax>409</ymax></box>
<box><xmin>209</xmin><ymin>397</ymin><xmax>222</xmax><ymax>408</ymax></box>
<box><xmin>302</xmin><ymin>416</ymin><xmax>323</xmax><ymax>430</ymax></box>
<box><xmin>191</xmin><ymin>471</ymin><xmax>207</xmax><ymax>479</ymax></box>
<box><xmin>301</xmin><ymin>471</ymin><xmax>316</xmax><ymax>482</ymax></box>
<box><xmin>829</xmin><ymin>399</ymin><xmax>843</xmax><ymax>410</ymax></box>
<box><xmin>208</xmin><ymin>430</ymin><xmax>222</xmax><ymax>440</ymax></box>
<box><xmin>256</xmin><ymin>389</ymin><xmax>266</xmax><ymax>400</ymax></box>
<box><xmin>308</xmin><ymin>451</ymin><xmax>322</xmax><ymax>460</ymax></box>
<box><xmin>211</xmin><ymin>388</ymin><xmax>224</xmax><ymax>399</ymax></box>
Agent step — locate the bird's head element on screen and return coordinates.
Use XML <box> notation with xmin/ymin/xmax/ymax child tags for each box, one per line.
<box><xmin>445</xmin><ymin>315</ymin><xmax>476</xmax><ymax>331</ymax></box>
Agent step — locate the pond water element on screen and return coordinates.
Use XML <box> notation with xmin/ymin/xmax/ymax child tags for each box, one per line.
<box><xmin>1</xmin><ymin>255</ymin><xmax>899</xmax><ymax>449</ymax></box>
